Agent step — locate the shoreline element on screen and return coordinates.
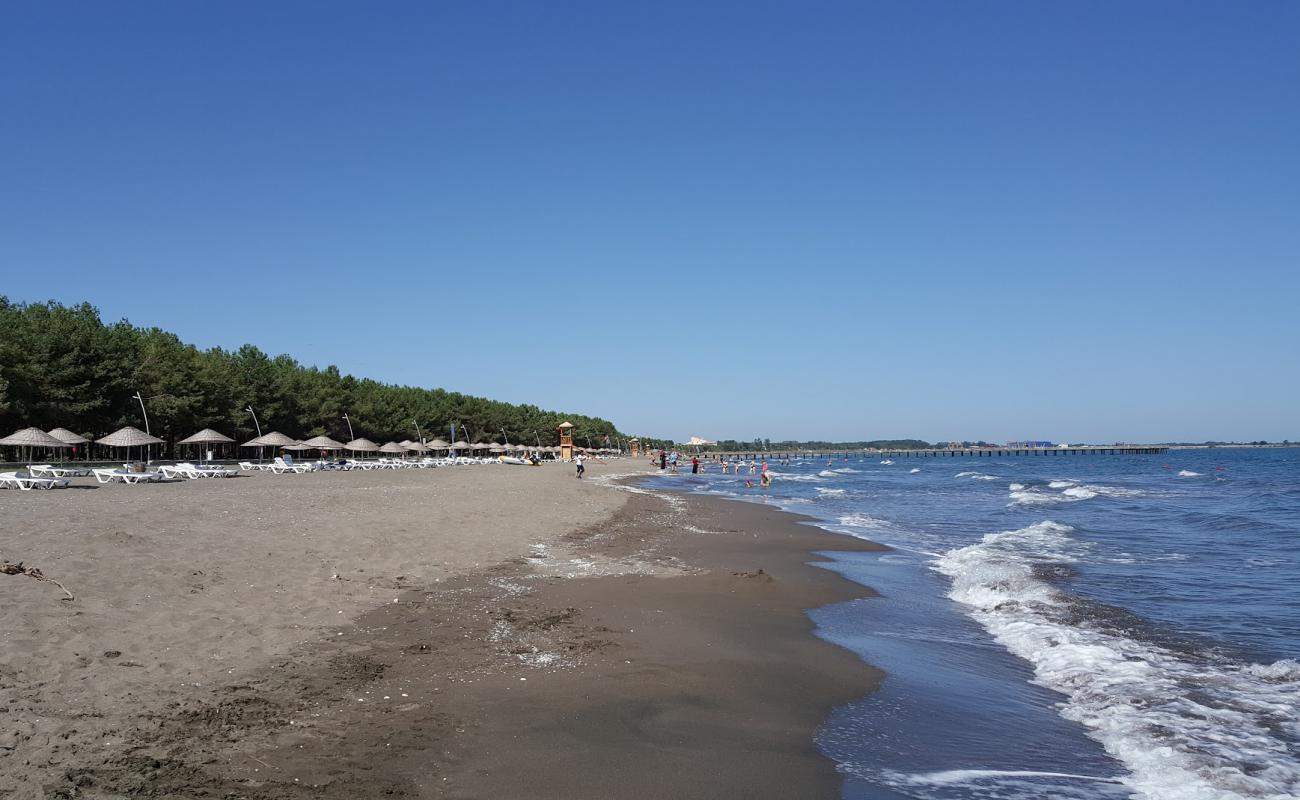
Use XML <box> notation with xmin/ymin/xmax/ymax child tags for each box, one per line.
<box><xmin>1</xmin><ymin>464</ymin><xmax>888</xmax><ymax>797</ymax></box>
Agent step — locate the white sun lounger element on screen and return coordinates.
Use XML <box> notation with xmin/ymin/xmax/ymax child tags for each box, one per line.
<box><xmin>1</xmin><ymin>471</ymin><xmax>70</xmax><ymax>490</ymax></box>
<box><xmin>270</xmin><ymin>457</ymin><xmax>315</xmax><ymax>474</ymax></box>
<box><xmin>28</xmin><ymin>464</ymin><xmax>91</xmax><ymax>478</ymax></box>
<box><xmin>177</xmin><ymin>462</ymin><xmax>237</xmax><ymax>478</ymax></box>
<box><xmin>159</xmin><ymin>464</ymin><xmax>206</xmax><ymax>480</ymax></box>
<box><xmin>92</xmin><ymin>468</ymin><xmax>163</xmax><ymax>485</ymax></box>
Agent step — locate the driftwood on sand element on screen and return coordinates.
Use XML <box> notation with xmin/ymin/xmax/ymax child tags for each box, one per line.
<box><xmin>1</xmin><ymin>560</ymin><xmax>74</xmax><ymax>600</ymax></box>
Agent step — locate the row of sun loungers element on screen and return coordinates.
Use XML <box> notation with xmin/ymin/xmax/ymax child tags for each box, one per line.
<box><xmin>2</xmin><ymin>454</ymin><xmax>574</xmax><ymax>491</ymax></box>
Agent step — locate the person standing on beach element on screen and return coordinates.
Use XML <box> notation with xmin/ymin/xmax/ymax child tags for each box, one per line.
<box><xmin>669</xmin><ymin>450</ymin><xmax>679</xmax><ymax>474</ymax></box>
<box><xmin>575</xmin><ymin>453</ymin><xmax>585</xmax><ymax>479</ymax></box>
<box><xmin>691</xmin><ymin>455</ymin><xmax>700</xmax><ymax>474</ymax></box>
<box><xmin>659</xmin><ymin>449</ymin><xmax>666</xmax><ymax>470</ymax></box>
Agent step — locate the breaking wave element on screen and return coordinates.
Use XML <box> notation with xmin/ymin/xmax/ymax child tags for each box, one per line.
<box><xmin>933</xmin><ymin>521</ymin><xmax>1300</xmax><ymax>800</ymax></box>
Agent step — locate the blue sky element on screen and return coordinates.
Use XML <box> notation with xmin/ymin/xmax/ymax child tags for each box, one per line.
<box><xmin>3</xmin><ymin>2</ymin><xmax>1297</xmax><ymax>443</ymax></box>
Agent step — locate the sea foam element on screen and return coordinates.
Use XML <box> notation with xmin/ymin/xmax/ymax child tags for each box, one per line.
<box><xmin>933</xmin><ymin>522</ymin><xmax>1300</xmax><ymax>800</ymax></box>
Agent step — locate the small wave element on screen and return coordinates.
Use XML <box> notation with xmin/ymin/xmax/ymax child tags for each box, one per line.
<box><xmin>1048</xmin><ymin>480</ymin><xmax>1077</xmax><ymax>489</ymax></box>
<box><xmin>908</xmin><ymin>468</ymin><xmax>921</xmax><ymax>474</ymax></box>
<box><xmin>893</xmin><ymin>768</ymin><xmax>1122</xmax><ymax>786</ymax></box>
<box><xmin>767</xmin><ymin>471</ymin><xmax>822</xmax><ymax>482</ymax></box>
<box><xmin>815</xmin><ymin>487</ymin><xmax>847</xmax><ymax>496</ymax></box>
<box><xmin>1008</xmin><ymin>484</ymin><xmax>1066</xmax><ymax>505</ymax></box>
<box><xmin>837</xmin><ymin>513</ymin><xmax>890</xmax><ymax>530</ymax></box>
<box><xmin>1178</xmin><ymin>470</ymin><xmax>1202</xmax><ymax>477</ymax></box>
<box><xmin>1061</xmin><ymin>486</ymin><xmax>1097</xmax><ymax>500</ymax></box>
<box><xmin>818</xmin><ymin>470</ymin><xmax>839</xmax><ymax>478</ymax></box>
<box><xmin>934</xmin><ymin>522</ymin><xmax>1300</xmax><ymax>800</ymax></box>
<box><xmin>879</xmin><ymin>459</ymin><xmax>894</xmax><ymax>465</ymax></box>
<box><xmin>956</xmin><ymin>471</ymin><xmax>1001</xmax><ymax>481</ymax></box>
<box><xmin>833</xmin><ymin>467</ymin><xmax>861</xmax><ymax>474</ymax></box>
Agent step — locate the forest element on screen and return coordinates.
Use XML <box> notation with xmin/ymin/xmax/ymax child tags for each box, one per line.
<box><xmin>0</xmin><ymin>298</ymin><xmax>626</xmax><ymax>449</ymax></box>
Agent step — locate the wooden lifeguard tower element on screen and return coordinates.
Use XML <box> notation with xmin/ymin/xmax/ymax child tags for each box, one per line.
<box><xmin>557</xmin><ymin>421</ymin><xmax>575</xmax><ymax>461</ymax></box>
<box><xmin>629</xmin><ymin>437</ymin><xmax>640</xmax><ymax>457</ymax></box>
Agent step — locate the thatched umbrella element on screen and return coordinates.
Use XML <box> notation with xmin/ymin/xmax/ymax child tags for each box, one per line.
<box><xmin>96</xmin><ymin>425</ymin><xmax>165</xmax><ymax>465</ymax></box>
<box><xmin>450</xmin><ymin>440</ymin><xmax>469</xmax><ymax>450</ymax></box>
<box><xmin>346</xmin><ymin>438</ymin><xmax>379</xmax><ymax>452</ymax></box>
<box><xmin>179</xmin><ymin>428</ymin><xmax>235</xmax><ymax>445</ymax></box>
<box><xmin>399</xmin><ymin>439</ymin><xmax>414</xmax><ymax>447</ymax></box>
<box><xmin>247</xmin><ymin>431</ymin><xmax>298</xmax><ymax>448</ymax></box>
<box><xmin>45</xmin><ymin>428</ymin><xmax>89</xmax><ymax>461</ymax></box>
<box><xmin>406</xmin><ymin>442</ymin><xmax>430</xmax><ymax>453</ymax></box>
<box><xmin>178</xmin><ymin>428</ymin><xmax>235</xmax><ymax>462</ymax></box>
<box><xmin>379</xmin><ymin>442</ymin><xmax>406</xmax><ymax>454</ymax></box>
<box><xmin>302</xmin><ymin>435</ymin><xmax>346</xmax><ymax>451</ymax></box>
<box><xmin>2</xmin><ymin>427</ymin><xmax>71</xmax><ymax>448</ymax></box>
<box><xmin>427</xmin><ymin>438</ymin><xmax>450</xmax><ymax>449</ymax></box>
<box><xmin>489</xmin><ymin>444</ymin><xmax>505</xmax><ymax>453</ymax></box>
<box><xmin>47</xmin><ymin>428</ymin><xmax>89</xmax><ymax>445</ymax></box>
<box><xmin>1</xmin><ymin>427</ymin><xmax>71</xmax><ymax>464</ymax></box>
<box><xmin>96</xmin><ymin>426</ymin><xmax>164</xmax><ymax>448</ymax></box>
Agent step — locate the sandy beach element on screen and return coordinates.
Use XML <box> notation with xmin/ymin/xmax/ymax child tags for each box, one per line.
<box><xmin>1</xmin><ymin>460</ymin><xmax>882</xmax><ymax>798</ymax></box>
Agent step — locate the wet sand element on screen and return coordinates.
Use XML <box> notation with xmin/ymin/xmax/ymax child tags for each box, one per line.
<box><xmin>0</xmin><ymin>461</ymin><xmax>883</xmax><ymax>798</ymax></box>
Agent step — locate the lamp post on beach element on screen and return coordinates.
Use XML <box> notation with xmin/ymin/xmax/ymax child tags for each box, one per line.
<box><xmin>413</xmin><ymin>419</ymin><xmax>423</xmax><ymax>444</ymax></box>
<box><xmin>246</xmin><ymin>406</ymin><xmax>262</xmax><ymax>438</ymax></box>
<box><xmin>343</xmin><ymin>413</ymin><xmax>354</xmax><ymax>441</ymax></box>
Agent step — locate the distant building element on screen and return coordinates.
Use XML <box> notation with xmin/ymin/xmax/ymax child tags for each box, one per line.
<box><xmin>1006</xmin><ymin>440</ymin><xmax>1054</xmax><ymax>448</ymax></box>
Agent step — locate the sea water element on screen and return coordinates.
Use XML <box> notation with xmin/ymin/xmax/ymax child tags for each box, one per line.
<box><xmin>645</xmin><ymin>449</ymin><xmax>1299</xmax><ymax>800</ymax></box>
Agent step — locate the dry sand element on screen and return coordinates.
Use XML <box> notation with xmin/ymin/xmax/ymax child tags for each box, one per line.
<box><xmin>1</xmin><ymin>460</ymin><xmax>883</xmax><ymax>798</ymax></box>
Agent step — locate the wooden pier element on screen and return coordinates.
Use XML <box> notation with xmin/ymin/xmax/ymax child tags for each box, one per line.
<box><xmin>704</xmin><ymin>446</ymin><xmax>1168</xmax><ymax>459</ymax></box>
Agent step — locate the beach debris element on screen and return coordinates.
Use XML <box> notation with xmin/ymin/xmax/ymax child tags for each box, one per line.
<box><xmin>1</xmin><ymin>560</ymin><xmax>74</xmax><ymax>600</ymax></box>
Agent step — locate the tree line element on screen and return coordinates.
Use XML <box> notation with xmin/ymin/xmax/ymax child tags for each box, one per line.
<box><xmin>0</xmin><ymin>298</ymin><xmax>625</xmax><ymax>450</ymax></box>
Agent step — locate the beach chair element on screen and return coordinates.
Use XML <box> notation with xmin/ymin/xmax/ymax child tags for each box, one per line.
<box><xmin>1</xmin><ymin>471</ymin><xmax>69</xmax><ymax>490</ymax></box>
<box><xmin>179</xmin><ymin>462</ymin><xmax>237</xmax><ymax>478</ymax></box>
<box><xmin>92</xmin><ymin>468</ymin><xmax>162</xmax><ymax>485</ymax></box>
<box><xmin>28</xmin><ymin>464</ymin><xmax>91</xmax><ymax>478</ymax></box>
<box><xmin>270</xmin><ymin>457</ymin><xmax>315</xmax><ymax>474</ymax></box>
<box><xmin>160</xmin><ymin>464</ymin><xmax>204</xmax><ymax>480</ymax></box>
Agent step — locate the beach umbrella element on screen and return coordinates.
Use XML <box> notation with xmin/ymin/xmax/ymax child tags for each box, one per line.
<box><xmin>345</xmin><ymin>437</ymin><xmax>379</xmax><ymax>453</ymax></box>
<box><xmin>95</xmin><ymin>426</ymin><xmax>165</xmax><ymax>448</ymax></box>
<box><xmin>301</xmin><ymin>435</ymin><xmax>346</xmax><ymax>450</ymax></box>
<box><xmin>379</xmin><ymin>441</ymin><xmax>406</xmax><ymax>454</ymax></box>
<box><xmin>489</xmin><ymin>444</ymin><xmax>505</xmax><ymax>452</ymax></box>
<box><xmin>1</xmin><ymin>427</ymin><xmax>72</xmax><ymax>448</ymax></box>
<box><xmin>178</xmin><ymin>428</ymin><xmax>235</xmax><ymax>445</ymax></box>
<box><xmin>450</xmin><ymin>440</ymin><xmax>469</xmax><ymax>450</ymax></box>
<box><xmin>95</xmin><ymin>425</ymin><xmax>165</xmax><ymax>464</ymax></box>
<box><xmin>47</xmin><ymin>428</ymin><xmax>89</xmax><ymax>445</ymax></box>
<box><xmin>246</xmin><ymin>431</ymin><xmax>298</xmax><ymax>448</ymax></box>
<box><xmin>406</xmin><ymin>442</ymin><xmax>430</xmax><ymax>453</ymax></box>
<box><xmin>427</xmin><ymin>438</ymin><xmax>450</xmax><ymax>448</ymax></box>
<box><xmin>399</xmin><ymin>439</ymin><xmax>414</xmax><ymax>447</ymax></box>
<box><xmin>45</xmin><ymin>427</ymin><xmax>89</xmax><ymax>461</ymax></box>
<box><xmin>1</xmin><ymin>427</ymin><xmax>71</xmax><ymax>463</ymax></box>
<box><xmin>178</xmin><ymin>428</ymin><xmax>236</xmax><ymax>461</ymax></box>
<box><xmin>283</xmin><ymin>443</ymin><xmax>313</xmax><ymax>451</ymax></box>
